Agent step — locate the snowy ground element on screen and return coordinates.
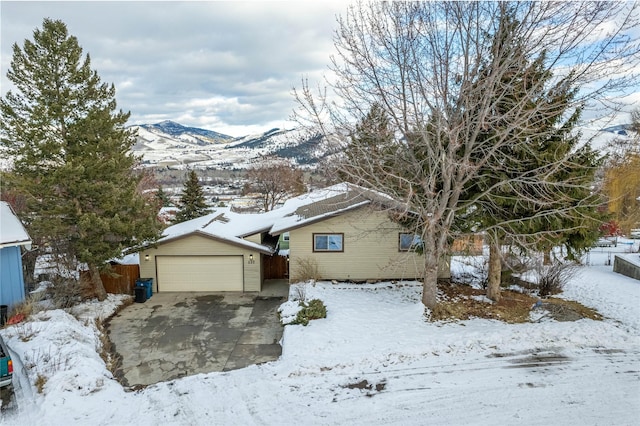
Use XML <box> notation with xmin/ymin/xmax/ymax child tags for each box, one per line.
<box><xmin>0</xmin><ymin>243</ymin><xmax>638</xmax><ymax>425</ymax></box>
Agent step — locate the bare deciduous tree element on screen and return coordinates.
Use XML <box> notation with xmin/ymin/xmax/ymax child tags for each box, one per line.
<box><xmin>245</xmin><ymin>157</ymin><xmax>305</xmax><ymax>212</ymax></box>
<box><xmin>293</xmin><ymin>1</ymin><xmax>640</xmax><ymax>309</ymax></box>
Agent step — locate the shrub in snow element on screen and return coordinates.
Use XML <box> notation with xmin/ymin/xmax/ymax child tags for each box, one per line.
<box><xmin>278</xmin><ymin>300</ymin><xmax>303</xmax><ymax>325</ymax></box>
<box><xmin>536</xmin><ymin>261</ymin><xmax>580</xmax><ymax>297</ymax></box>
<box><xmin>290</xmin><ymin>284</ymin><xmax>307</xmax><ymax>302</ymax></box>
<box><xmin>47</xmin><ymin>276</ymin><xmax>82</xmax><ymax>309</ymax></box>
<box><xmin>292</xmin><ymin>257</ymin><xmax>320</xmax><ymax>282</ymax></box>
<box><xmin>291</xmin><ymin>299</ymin><xmax>327</xmax><ymax>326</ymax></box>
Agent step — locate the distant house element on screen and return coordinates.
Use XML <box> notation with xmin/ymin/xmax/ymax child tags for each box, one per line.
<box><xmin>0</xmin><ymin>202</ymin><xmax>32</xmax><ymax>307</ymax></box>
<box><xmin>139</xmin><ymin>183</ymin><xmax>449</xmax><ymax>293</ymax></box>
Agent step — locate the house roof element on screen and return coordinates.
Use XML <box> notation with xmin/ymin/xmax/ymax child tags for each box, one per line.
<box><xmin>270</xmin><ymin>184</ymin><xmax>400</xmax><ymax>234</ymax></box>
<box><xmin>154</xmin><ymin>183</ymin><xmax>396</xmax><ymax>253</ymax></box>
<box><xmin>293</xmin><ymin>192</ymin><xmax>369</xmax><ymax>220</ymax></box>
<box><xmin>0</xmin><ymin>201</ymin><xmax>32</xmax><ymax>249</ymax></box>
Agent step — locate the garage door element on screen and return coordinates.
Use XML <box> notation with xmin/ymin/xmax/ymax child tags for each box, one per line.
<box><xmin>156</xmin><ymin>256</ymin><xmax>243</xmax><ymax>292</ymax></box>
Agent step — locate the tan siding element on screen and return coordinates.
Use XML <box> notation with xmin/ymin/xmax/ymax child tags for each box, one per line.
<box><xmin>244</xmin><ymin>233</ymin><xmax>262</xmax><ymax>244</ymax></box>
<box><xmin>239</xmin><ymin>233</ymin><xmax>262</xmax><ymax>290</ymax></box>
<box><xmin>139</xmin><ymin>234</ymin><xmax>262</xmax><ymax>292</ymax></box>
<box><xmin>244</xmin><ymin>259</ymin><xmax>261</xmax><ymax>291</ymax></box>
<box><xmin>288</xmin><ymin>208</ymin><xmax>426</xmax><ymax>282</ymax></box>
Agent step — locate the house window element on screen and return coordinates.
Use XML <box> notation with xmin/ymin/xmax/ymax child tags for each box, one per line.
<box><xmin>283</xmin><ymin>232</ymin><xmax>290</xmax><ymax>242</ymax></box>
<box><xmin>399</xmin><ymin>233</ymin><xmax>422</xmax><ymax>251</ymax></box>
<box><xmin>313</xmin><ymin>233</ymin><xmax>344</xmax><ymax>252</ymax></box>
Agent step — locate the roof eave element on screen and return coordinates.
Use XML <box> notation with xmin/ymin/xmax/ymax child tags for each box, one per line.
<box><xmin>0</xmin><ymin>239</ymin><xmax>32</xmax><ymax>250</ymax></box>
<box><xmin>153</xmin><ymin>230</ymin><xmax>274</xmax><ymax>255</ymax></box>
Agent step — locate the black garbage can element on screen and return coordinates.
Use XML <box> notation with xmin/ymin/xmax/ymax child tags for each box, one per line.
<box><xmin>136</xmin><ymin>278</ymin><xmax>153</xmax><ymax>299</ymax></box>
<box><xmin>134</xmin><ymin>286</ymin><xmax>147</xmax><ymax>303</ymax></box>
<box><xmin>0</xmin><ymin>305</ymin><xmax>7</xmax><ymax>326</ymax></box>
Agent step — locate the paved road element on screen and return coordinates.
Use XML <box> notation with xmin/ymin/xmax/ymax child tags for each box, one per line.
<box><xmin>106</xmin><ymin>292</ymin><xmax>286</xmax><ymax>387</ymax></box>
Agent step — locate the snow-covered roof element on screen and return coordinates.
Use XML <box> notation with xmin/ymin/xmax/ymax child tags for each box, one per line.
<box><xmin>155</xmin><ymin>183</ymin><xmax>386</xmax><ymax>253</ymax></box>
<box><xmin>0</xmin><ymin>201</ymin><xmax>32</xmax><ymax>249</ymax></box>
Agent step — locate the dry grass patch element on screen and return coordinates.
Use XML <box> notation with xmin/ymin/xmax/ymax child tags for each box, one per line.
<box><xmin>430</xmin><ymin>283</ymin><xmax>601</xmax><ymax>323</ymax></box>
<box><xmin>34</xmin><ymin>374</ymin><xmax>47</xmax><ymax>394</ymax></box>
<box><xmin>542</xmin><ymin>298</ymin><xmax>602</xmax><ymax>321</ymax></box>
<box><xmin>4</xmin><ymin>292</ymin><xmax>44</xmax><ymax>325</ymax></box>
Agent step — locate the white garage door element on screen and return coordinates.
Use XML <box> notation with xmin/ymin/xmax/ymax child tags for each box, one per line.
<box><xmin>156</xmin><ymin>256</ymin><xmax>243</xmax><ymax>292</ymax></box>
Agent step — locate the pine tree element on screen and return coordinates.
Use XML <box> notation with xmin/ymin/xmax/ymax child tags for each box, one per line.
<box><xmin>0</xmin><ymin>19</ymin><xmax>161</xmax><ymax>300</ymax></box>
<box><xmin>156</xmin><ymin>186</ymin><xmax>172</xmax><ymax>207</ymax></box>
<box><xmin>462</xmin><ymin>10</ymin><xmax>604</xmax><ymax>300</ymax></box>
<box><xmin>174</xmin><ymin>170</ymin><xmax>211</xmax><ymax>223</ymax></box>
<box><xmin>347</xmin><ymin>104</ymin><xmax>395</xmax><ymax>167</ymax></box>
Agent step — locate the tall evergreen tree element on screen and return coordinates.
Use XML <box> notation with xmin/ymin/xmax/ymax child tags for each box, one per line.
<box><xmin>462</xmin><ymin>10</ymin><xmax>604</xmax><ymax>300</ymax></box>
<box><xmin>0</xmin><ymin>19</ymin><xmax>161</xmax><ymax>300</ymax></box>
<box><xmin>174</xmin><ymin>170</ymin><xmax>211</xmax><ymax>223</ymax></box>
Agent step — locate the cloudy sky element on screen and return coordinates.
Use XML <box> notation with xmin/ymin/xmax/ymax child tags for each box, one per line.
<box><xmin>1</xmin><ymin>1</ymin><xmax>349</xmax><ymax>137</ymax></box>
<box><xmin>2</xmin><ymin>1</ymin><xmax>638</xmax><ymax>138</ymax></box>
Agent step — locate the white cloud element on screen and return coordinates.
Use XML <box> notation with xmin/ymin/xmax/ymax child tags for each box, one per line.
<box><xmin>2</xmin><ymin>1</ymin><xmax>636</xmax><ymax>137</ymax></box>
<box><xmin>1</xmin><ymin>0</ymin><xmax>348</xmax><ymax>137</ymax></box>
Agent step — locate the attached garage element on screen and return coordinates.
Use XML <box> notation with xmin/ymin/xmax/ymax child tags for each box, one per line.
<box><xmin>156</xmin><ymin>255</ymin><xmax>244</xmax><ymax>292</ymax></box>
<box><xmin>139</xmin><ymin>231</ymin><xmax>269</xmax><ymax>293</ymax></box>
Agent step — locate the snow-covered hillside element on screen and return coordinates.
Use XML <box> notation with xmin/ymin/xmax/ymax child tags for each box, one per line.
<box><xmin>1</xmin><ymin>120</ymin><xmax>630</xmax><ymax>173</ymax></box>
<box><xmin>581</xmin><ymin>124</ymin><xmax>635</xmax><ymax>152</ymax></box>
<box><xmin>130</xmin><ymin>121</ymin><xmax>329</xmax><ymax>170</ymax></box>
<box><xmin>130</xmin><ymin>120</ymin><xmax>634</xmax><ymax>172</ymax></box>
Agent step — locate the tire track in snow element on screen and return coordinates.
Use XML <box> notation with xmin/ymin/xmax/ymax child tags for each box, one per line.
<box><xmin>316</xmin><ymin>348</ymin><xmax>640</xmax><ymax>425</ymax></box>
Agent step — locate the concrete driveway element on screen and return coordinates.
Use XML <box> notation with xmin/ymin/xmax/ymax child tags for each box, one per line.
<box><xmin>106</xmin><ymin>281</ymin><xmax>288</xmax><ymax>387</ymax></box>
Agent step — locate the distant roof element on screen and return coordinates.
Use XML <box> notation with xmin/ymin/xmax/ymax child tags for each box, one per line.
<box><xmin>0</xmin><ymin>201</ymin><xmax>32</xmax><ymax>249</ymax></box>
<box><xmin>154</xmin><ymin>183</ymin><xmax>394</xmax><ymax>253</ymax></box>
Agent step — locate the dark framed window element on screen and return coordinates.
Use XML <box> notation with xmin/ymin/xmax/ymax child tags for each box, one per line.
<box><xmin>399</xmin><ymin>233</ymin><xmax>422</xmax><ymax>252</ymax></box>
<box><xmin>313</xmin><ymin>233</ymin><xmax>344</xmax><ymax>252</ymax></box>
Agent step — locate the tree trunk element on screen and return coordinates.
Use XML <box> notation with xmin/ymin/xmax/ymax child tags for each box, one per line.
<box><xmin>543</xmin><ymin>249</ymin><xmax>551</xmax><ymax>265</ymax></box>
<box><xmin>21</xmin><ymin>249</ymin><xmax>39</xmax><ymax>291</ymax></box>
<box><xmin>422</xmin><ymin>253</ymin><xmax>439</xmax><ymax>310</ymax></box>
<box><xmin>487</xmin><ymin>240</ymin><xmax>502</xmax><ymax>302</ymax></box>
<box><xmin>89</xmin><ymin>265</ymin><xmax>108</xmax><ymax>301</ymax></box>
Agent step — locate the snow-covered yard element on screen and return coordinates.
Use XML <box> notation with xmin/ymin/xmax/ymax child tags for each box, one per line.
<box><xmin>0</xmin><ymin>246</ymin><xmax>638</xmax><ymax>425</ymax></box>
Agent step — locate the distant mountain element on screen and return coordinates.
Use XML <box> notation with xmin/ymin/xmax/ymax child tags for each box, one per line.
<box><xmin>129</xmin><ymin>119</ymin><xmax>632</xmax><ymax>171</ymax></box>
<box><xmin>138</xmin><ymin>120</ymin><xmax>233</xmax><ymax>144</ymax></box>
<box><xmin>129</xmin><ymin>121</ymin><xmax>329</xmax><ymax>169</ymax></box>
<box><xmin>227</xmin><ymin>128</ymin><xmax>287</xmax><ymax>150</ymax></box>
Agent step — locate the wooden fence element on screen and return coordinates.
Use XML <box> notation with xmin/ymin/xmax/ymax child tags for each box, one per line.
<box><xmin>80</xmin><ymin>263</ymin><xmax>140</xmax><ymax>295</ymax></box>
<box><xmin>451</xmin><ymin>235</ymin><xmax>484</xmax><ymax>255</ymax></box>
<box><xmin>263</xmin><ymin>254</ymin><xmax>289</xmax><ymax>280</ymax></box>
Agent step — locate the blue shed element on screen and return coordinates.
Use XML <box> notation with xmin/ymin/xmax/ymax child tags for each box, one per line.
<box><xmin>0</xmin><ymin>201</ymin><xmax>32</xmax><ymax>308</ymax></box>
